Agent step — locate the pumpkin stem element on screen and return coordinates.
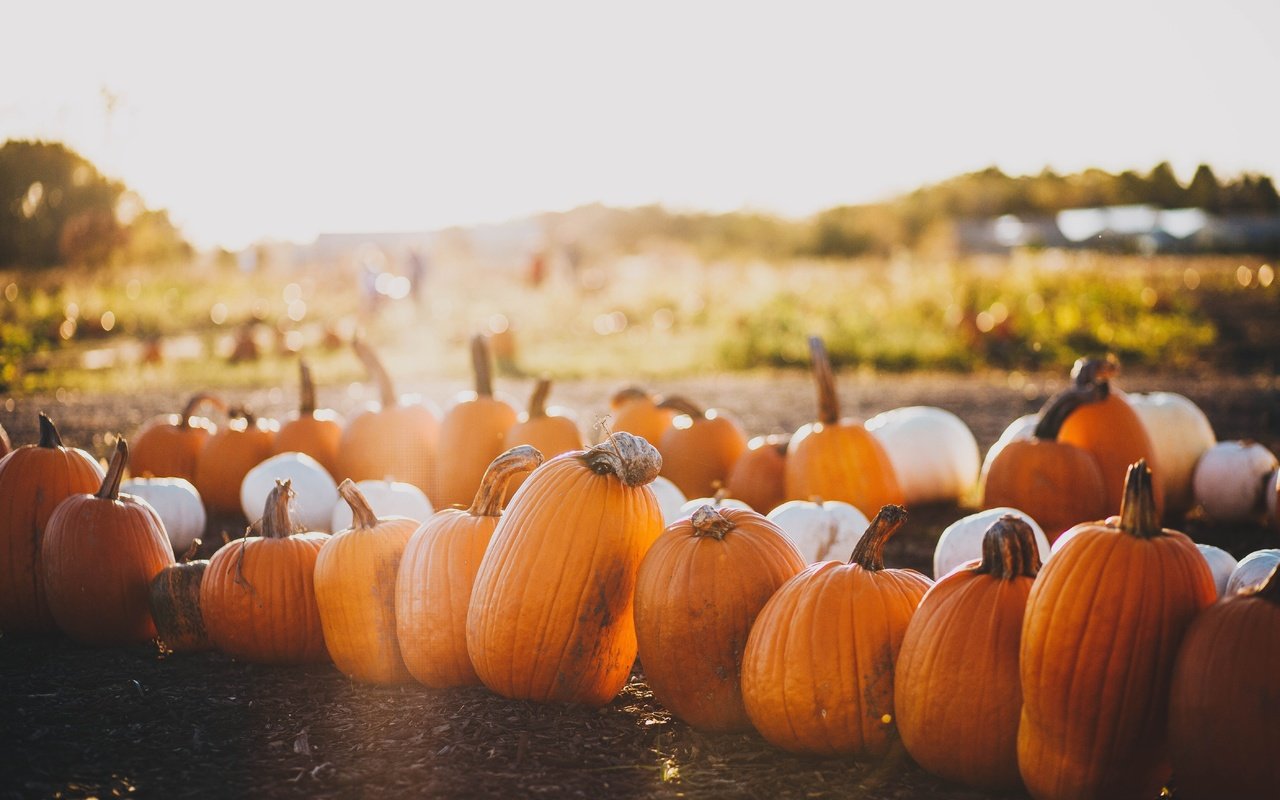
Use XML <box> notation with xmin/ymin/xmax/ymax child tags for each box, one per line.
<box><xmin>181</xmin><ymin>393</ymin><xmax>227</xmax><ymax>428</ymax></box>
<box><xmin>37</xmin><ymin>412</ymin><xmax>63</xmax><ymax>448</ymax></box>
<box><xmin>582</xmin><ymin>432</ymin><xmax>662</xmax><ymax>487</ymax></box>
<box><xmin>848</xmin><ymin>504</ymin><xmax>908</xmax><ymax>570</ymax></box>
<box><xmin>1070</xmin><ymin>355</ymin><xmax>1118</xmax><ymax>399</ymax></box>
<box><xmin>259</xmin><ymin>479</ymin><xmax>303</xmax><ymax>539</ymax></box>
<box><xmin>298</xmin><ymin>360</ymin><xmax>316</xmax><ymax>415</ymax></box>
<box><xmin>472</xmin><ymin>334</ymin><xmax>494</xmax><ymax>398</ymax></box>
<box><xmin>353</xmin><ymin>337</ymin><xmax>398</xmax><ymax>410</ymax></box>
<box><xmin>527</xmin><ymin>377</ymin><xmax>552</xmax><ymax>419</ymax></box>
<box><xmin>974</xmin><ymin>515</ymin><xmax>1042</xmax><ymax>580</ymax></box>
<box><xmin>656</xmin><ymin>395</ymin><xmax>704</xmax><ymax>419</ymax></box>
<box><xmin>611</xmin><ymin>386</ymin><xmax>653</xmax><ymax>408</ymax></box>
<box><xmin>337</xmin><ymin>479</ymin><xmax>380</xmax><ymax>530</ymax></box>
<box><xmin>1252</xmin><ymin>562</ymin><xmax>1280</xmax><ymax>603</ymax></box>
<box><xmin>808</xmin><ymin>335</ymin><xmax>840</xmax><ymax>426</ymax></box>
<box><xmin>179</xmin><ymin>538</ymin><xmax>202</xmax><ymax>562</ymax></box>
<box><xmin>1032</xmin><ymin>383</ymin><xmax>1108</xmax><ymax>441</ymax></box>
<box><xmin>469</xmin><ymin>445</ymin><xmax>545</xmax><ymax>516</ymax></box>
<box><xmin>711</xmin><ymin>485</ymin><xmax>731</xmax><ymax>506</ymax></box>
<box><xmin>97</xmin><ymin>438</ymin><xmax>129</xmax><ymax>501</ymax></box>
<box><xmin>1118</xmin><ymin>460</ymin><xmax>1162</xmax><ymax>538</ymax></box>
<box><xmin>690</xmin><ymin>504</ymin><xmax>735</xmax><ymax>540</ymax></box>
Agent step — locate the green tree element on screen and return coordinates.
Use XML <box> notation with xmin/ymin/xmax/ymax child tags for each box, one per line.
<box><xmin>1146</xmin><ymin>161</ymin><xmax>1187</xmax><ymax>208</ymax></box>
<box><xmin>1186</xmin><ymin>164</ymin><xmax>1221</xmax><ymax>211</ymax></box>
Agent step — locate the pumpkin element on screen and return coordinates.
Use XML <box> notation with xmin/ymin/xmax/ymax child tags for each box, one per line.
<box><xmin>240</xmin><ymin>451</ymin><xmax>338</xmax><ymax>532</ymax></box>
<box><xmin>896</xmin><ymin>515</ymin><xmax>1042</xmax><ymax>791</ymax></box>
<box><xmin>981</xmin><ymin>384</ymin><xmax>1108</xmax><ymax>542</ymax></box>
<box><xmin>330</xmin><ymin>478</ymin><xmax>433</xmax><ymax>532</ymax></box>
<box><xmin>121</xmin><ymin>477</ymin><xmax>206</xmax><ymax>554</ymax></box>
<box><xmin>467</xmin><ymin>433</ymin><xmax>664</xmax><ymax>706</ymax></box>
<box><xmin>433</xmin><ymin>335</ymin><xmax>519</xmax><ymax>508</ymax></box>
<box><xmin>866</xmin><ymin>406</ymin><xmax>980</xmax><ymax>505</ymax></box>
<box><xmin>1191</xmin><ymin>440</ymin><xmax>1277</xmax><ymax>523</ymax></box>
<box><xmin>725</xmin><ymin>434</ymin><xmax>789</xmax><ymax>514</ymax></box>
<box><xmin>656</xmin><ymin>395</ymin><xmax>748</xmax><ymax>500</ymax></box>
<box><xmin>1017</xmin><ymin>461</ymin><xmax>1216</xmax><ymax>800</ymax></box>
<box><xmin>1056</xmin><ymin>356</ymin><xmax>1164</xmax><ymax>517</ymax></box>
<box><xmin>650</xmin><ymin>475</ymin><xmax>688</xmax><ymax>525</ymax></box>
<box><xmin>314</xmin><ymin>479</ymin><xmax>419</xmax><ymax>683</ymax></box>
<box><xmin>784</xmin><ymin>336</ymin><xmax>902</xmax><ymax>516</ymax></box>
<box><xmin>1168</xmin><ymin>562</ymin><xmax>1280</xmax><ymax>798</ymax></box>
<box><xmin>201</xmin><ymin>480</ymin><xmax>329</xmax><ymax>664</ymax></box>
<box><xmin>42</xmin><ymin>439</ymin><xmax>175</xmax><ymax>645</ymax></box>
<box><xmin>396</xmin><ymin>446</ymin><xmax>543</xmax><ymax>688</ymax></box>
<box><xmin>977</xmin><ymin>413</ymin><xmax>1039</xmax><ymax>498</ymax></box>
<box><xmin>765</xmin><ymin>498</ymin><xmax>870</xmax><ymax>564</ymax></box>
<box><xmin>634</xmin><ymin>505</ymin><xmax>806</xmax><ymax>732</ymax></box>
<box><xmin>677</xmin><ymin>488</ymin><xmax>751</xmax><ymax>518</ymax></box>
<box><xmin>148</xmin><ymin>542</ymin><xmax>211</xmax><ymax>654</ymax></box>
<box><xmin>500</xmin><ymin>377</ymin><xmax>582</xmax><ymax>500</ymax></box>
<box><xmin>1128</xmin><ymin>391</ymin><xmax>1216</xmax><ymax>519</ymax></box>
<box><xmin>337</xmin><ymin>338</ymin><xmax>440</xmax><ymax>495</ymax></box>
<box><xmin>933</xmin><ymin>507</ymin><xmax>1049</xmax><ymax>579</ymax></box>
<box><xmin>608</xmin><ymin>386</ymin><xmax>675</xmax><ymax>446</ymax></box>
<box><xmin>192</xmin><ymin>407</ymin><xmax>277</xmax><ymax>516</ymax></box>
<box><xmin>273</xmin><ymin>359</ymin><xmax>344</xmax><ymax>479</ymax></box>
<box><xmin>740</xmin><ymin>505</ymin><xmax>931</xmax><ymax>757</ymax></box>
<box><xmin>1225</xmin><ymin>549</ymin><xmax>1280</xmax><ymax>595</ymax></box>
<box><xmin>0</xmin><ymin>414</ymin><xmax>105</xmax><ymax>634</ymax></box>
<box><xmin>130</xmin><ymin>393</ymin><xmax>226</xmax><ymax>481</ymax></box>
<box><xmin>1196</xmin><ymin>542</ymin><xmax>1238</xmax><ymax>597</ymax></box>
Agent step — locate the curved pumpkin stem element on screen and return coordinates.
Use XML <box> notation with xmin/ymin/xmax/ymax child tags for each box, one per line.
<box><xmin>974</xmin><ymin>515</ymin><xmax>1042</xmax><ymax>580</ymax></box>
<box><xmin>710</xmin><ymin>486</ymin><xmax>732</xmax><ymax>506</ymax></box>
<box><xmin>1032</xmin><ymin>383</ymin><xmax>1108</xmax><ymax>441</ymax></box>
<box><xmin>690</xmin><ymin>505</ymin><xmax>735</xmax><ymax>540</ymax></box>
<box><xmin>472</xmin><ymin>334</ymin><xmax>494</xmax><ymax>398</ymax></box>
<box><xmin>582</xmin><ymin>432</ymin><xmax>662</xmax><ymax>488</ymax></box>
<box><xmin>1070</xmin><ymin>355</ymin><xmax>1119</xmax><ymax>399</ymax></box>
<box><xmin>97</xmin><ymin>438</ymin><xmax>129</xmax><ymax>501</ymax></box>
<box><xmin>298</xmin><ymin>360</ymin><xmax>317</xmax><ymax>415</ymax></box>
<box><xmin>337</xmin><ymin>479</ymin><xmax>380</xmax><ymax>530</ymax></box>
<box><xmin>611</xmin><ymin>386</ymin><xmax>653</xmax><ymax>409</ymax></box>
<box><xmin>848</xmin><ymin>504</ymin><xmax>908</xmax><ymax>571</ymax></box>
<box><xmin>181</xmin><ymin>393</ymin><xmax>227</xmax><ymax>428</ymax></box>
<box><xmin>469</xmin><ymin>445</ymin><xmax>545</xmax><ymax>516</ymax></box>
<box><xmin>353</xmin><ymin>337</ymin><xmax>398</xmax><ymax>410</ymax></box>
<box><xmin>527</xmin><ymin>377</ymin><xmax>552</xmax><ymax>419</ymax></box>
<box><xmin>37</xmin><ymin>412</ymin><xmax>63</xmax><ymax>448</ymax></box>
<box><xmin>1118</xmin><ymin>460</ymin><xmax>1162</xmax><ymax>539</ymax></box>
<box><xmin>179</xmin><ymin>538</ymin><xmax>202</xmax><ymax>562</ymax></box>
<box><xmin>656</xmin><ymin>395</ymin><xmax>704</xmax><ymax>419</ymax></box>
<box><xmin>1253</xmin><ymin>562</ymin><xmax>1280</xmax><ymax>603</ymax></box>
<box><xmin>259</xmin><ymin>479</ymin><xmax>301</xmax><ymax>539</ymax></box>
<box><xmin>808</xmin><ymin>335</ymin><xmax>840</xmax><ymax>426</ymax></box>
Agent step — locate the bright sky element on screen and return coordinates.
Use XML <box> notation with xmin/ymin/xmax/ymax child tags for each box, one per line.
<box><xmin>4</xmin><ymin>0</ymin><xmax>1278</xmax><ymax>250</ymax></box>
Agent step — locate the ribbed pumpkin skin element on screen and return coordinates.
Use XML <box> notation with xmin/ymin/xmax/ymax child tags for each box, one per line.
<box><xmin>193</xmin><ymin>418</ymin><xmax>276</xmax><ymax>515</ymax></box>
<box><xmin>131</xmin><ymin>416</ymin><xmax>214</xmax><ymax>481</ymax></box>
<box><xmin>1017</xmin><ymin>468</ymin><xmax>1215</xmax><ymax>800</ymax></box>
<box><xmin>149</xmin><ymin>561</ymin><xmax>212</xmax><ymax>653</ymax></box>
<box><xmin>337</xmin><ymin>404</ymin><xmax>439</xmax><ymax>491</ymax></box>
<box><xmin>1168</xmin><ymin>573</ymin><xmax>1280</xmax><ymax>799</ymax></box>
<box><xmin>610</xmin><ymin>390</ymin><xmax>675</xmax><ymax>446</ymax></box>
<box><xmin>633</xmin><ymin>507</ymin><xmax>805</xmax><ymax>732</ymax></box>
<box><xmin>275</xmin><ymin>413</ymin><xmax>343</xmax><ymax>479</ymax></box>
<box><xmin>658</xmin><ymin>414</ymin><xmax>748</xmax><ymax>500</ymax></box>
<box><xmin>466</xmin><ymin>442</ymin><xmax>664</xmax><ymax>707</ymax></box>
<box><xmin>1058</xmin><ymin>389</ymin><xmax>1164</xmax><ymax>518</ymax></box>
<box><xmin>981</xmin><ymin>439</ymin><xmax>1107</xmax><ymax>541</ymax></box>
<box><xmin>0</xmin><ymin>420</ymin><xmax>104</xmax><ymax>634</ymax></box>
<box><xmin>784</xmin><ymin>422</ymin><xmax>903</xmax><ymax>516</ymax></box>
<box><xmin>725</xmin><ymin>435</ymin><xmax>788</xmax><ymax>514</ymax></box>
<box><xmin>435</xmin><ymin>399</ymin><xmax>519</xmax><ymax>508</ymax></box>
<box><xmin>500</xmin><ymin>393</ymin><xmax>582</xmax><ymax>502</ymax></box>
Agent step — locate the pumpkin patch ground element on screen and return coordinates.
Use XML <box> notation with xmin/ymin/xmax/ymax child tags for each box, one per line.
<box><xmin>2</xmin><ymin>371</ymin><xmax>1277</xmax><ymax>799</ymax></box>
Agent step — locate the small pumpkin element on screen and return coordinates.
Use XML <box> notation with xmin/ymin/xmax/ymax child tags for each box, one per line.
<box><xmin>192</xmin><ymin>406</ymin><xmax>277</xmax><ymax>516</ymax></box>
<box><xmin>634</xmin><ymin>505</ymin><xmax>806</xmax><ymax>732</ymax></box>
<box><xmin>608</xmin><ymin>386</ymin><xmax>675</xmax><ymax>446</ymax></box>
<box><xmin>130</xmin><ymin>393</ymin><xmax>226</xmax><ymax>481</ymax></box>
<box><xmin>148</xmin><ymin>541</ymin><xmax>211</xmax><ymax>653</ymax></box>
<box><xmin>866</xmin><ymin>406</ymin><xmax>980</xmax><ymax>506</ymax></box>
<box><xmin>1196</xmin><ymin>543</ymin><xmax>1238</xmax><ymax>598</ymax></box>
<box><xmin>121</xmin><ymin>477</ymin><xmax>207</xmax><ymax>555</ymax></box>
<box><xmin>1225</xmin><ymin>549</ymin><xmax>1280</xmax><ymax>596</ymax></box>
<box><xmin>396</xmin><ymin>446</ymin><xmax>543</xmax><ymax>688</ymax></box>
<box><xmin>42</xmin><ymin>439</ymin><xmax>176</xmax><ymax>645</ymax></box>
<box><xmin>765</xmin><ymin>498</ymin><xmax>870</xmax><ymax>564</ymax></box>
<box><xmin>1191</xmin><ymin>440</ymin><xmax>1277</xmax><ymax>523</ymax></box>
<box><xmin>725</xmin><ymin>434</ymin><xmax>789</xmax><ymax>514</ymax></box>
<box><xmin>240</xmin><ymin>451</ymin><xmax>338</xmax><ymax>533</ymax></box>
<box><xmin>656</xmin><ymin>395</ymin><xmax>748</xmax><ymax>500</ymax></box>
<box><xmin>330</xmin><ymin>478</ymin><xmax>433</xmax><ymax>532</ymax></box>
<box><xmin>273</xmin><ymin>359</ymin><xmax>344</xmax><ymax>479</ymax></box>
<box><xmin>1128</xmin><ymin>391</ymin><xmax>1216</xmax><ymax>519</ymax></box>
<box><xmin>933</xmin><ymin>507</ymin><xmax>1049</xmax><ymax>579</ymax></box>
<box><xmin>676</xmin><ymin>488</ymin><xmax>751</xmax><ymax>518</ymax></box>
<box><xmin>500</xmin><ymin>378</ymin><xmax>582</xmax><ymax>501</ymax></box>
<box><xmin>433</xmin><ymin>335</ymin><xmax>520</xmax><ymax>508</ymax></box>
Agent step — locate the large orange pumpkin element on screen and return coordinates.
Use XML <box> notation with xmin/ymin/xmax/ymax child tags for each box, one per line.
<box><xmin>396</xmin><ymin>446</ymin><xmax>543</xmax><ymax>688</ymax></box>
<box><xmin>41</xmin><ymin>439</ymin><xmax>175</xmax><ymax>645</ymax></box>
<box><xmin>192</xmin><ymin>407</ymin><xmax>277</xmax><ymax>515</ymax></box>
<box><xmin>785</xmin><ymin>337</ymin><xmax>902</xmax><ymax>516</ymax></box>
<box><xmin>467</xmin><ymin>433</ymin><xmax>664</xmax><ymax>706</ymax></box>
<box><xmin>273</xmin><ymin>359</ymin><xmax>344</xmax><ymax>479</ymax></box>
<box><xmin>608</xmin><ymin>386</ymin><xmax>675</xmax><ymax>446</ymax></box>
<box><xmin>433</xmin><ymin>335</ymin><xmax>519</xmax><ymax>508</ymax></box>
<box><xmin>0</xmin><ymin>414</ymin><xmax>105</xmax><ymax>634</ymax></box>
<box><xmin>130</xmin><ymin>393</ymin><xmax>226</xmax><ymax>480</ymax></box>
<box><xmin>634</xmin><ymin>505</ymin><xmax>805</xmax><ymax>732</ymax></box>
<box><xmin>201</xmin><ymin>480</ymin><xmax>329</xmax><ymax>664</ymax></box>
<box><xmin>740</xmin><ymin>505</ymin><xmax>931</xmax><ymax>756</ymax></box>
<box><xmin>656</xmin><ymin>395</ymin><xmax>748</xmax><ymax>500</ymax></box>
<box><xmin>500</xmin><ymin>378</ymin><xmax>582</xmax><ymax>501</ymax></box>
<box><xmin>895</xmin><ymin>515</ymin><xmax>1041</xmax><ymax>791</ymax></box>
<box><xmin>1017</xmin><ymin>461</ymin><xmax>1215</xmax><ymax>800</ymax></box>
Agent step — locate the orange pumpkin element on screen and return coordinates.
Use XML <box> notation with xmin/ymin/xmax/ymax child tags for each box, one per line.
<box><xmin>1018</xmin><ymin>461</ymin><xmax>1215</xmax><ymax>800</ymax></box>
<box><xmin>41</xmin><ymin>439</ymin><xmax>175</xmax><ymax>645</ymax></box>
<box><xmin>433</xmin><ymin>335</ymin><xmax>519</xmax><ymax>508</ymax></box>
<box><xmin>130</xmin><ymin>393</ymin><xmax>226</xmax><ymax>480</ymax></box>
<box><xmin>634</xmin><ymin>505</ymin><xmax>805</xmax><ymax>732</ymax></box>
<box><xmin>467</xmin><ymin>433</ymin><xmax>664</xmax><ymax>706</ymax></box>
<box><xmin>656</xmin><ymin>395</ymin><xmax>748</xmax><ymax>500</ymax></box>
<box><xmin>315</xmin><ymin>479</ymin><xmax>418</xmax><ymax>683</ymax></box>
<box><xmin>0</xmin><ymin>414</ymin><xmax>105</xmax><ymax>634</ymax></box>
<box><xmin>784</xmin><ymin>337</ymin><xmax>902</xmax><ymax>516</ymax></box>
<box><xmin>273</xmin><ymin>359</ymin><xmax>343</xmax><ymax>479</ymax></box>
<box><xmin>725</xmin><ymin>433</ymin><xmax>789</xmax><ymax>513</ymax></box>
<box><xmin>192</xmin><ymin>407</ymin><xmax>277</xmax><ymax>516</ymax></box>
<box><xmin>201</xmin><ymin>480</ymin><xmax>329</xmax><ymax>664</ymax></box>
<box><xmin>609</xmin><ymin>386</ymin><xmax>675</xmax><ymax>446</ymax></box>
<box><xmin>895</xmin><ymin>515</ymin><xmax>1042</xmax><ymax>791</ymax></box>
<box><xmin>1169</xmin><ymin>563</ymin><xmax>1280</xmax><ymax>798</ymax></box>
<box><xmin>740</xmin><ymin>505</ymin><xmax>931</xmax><ymax>756</ymax></box>
<box><xmin>500</xmin><ymin>378</ymin><xmax>582</xmax><ymax>501</ymax></box>
<box><xmin>396</xmin><ymin>446</ymin><xmax>543</xmax><ymax>687</ymax></box>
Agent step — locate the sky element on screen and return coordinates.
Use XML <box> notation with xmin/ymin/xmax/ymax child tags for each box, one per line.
<box><xmin>3</xmin><ymin>0</ymin><xmax>1279</xmax><ymax>250</ymax></box>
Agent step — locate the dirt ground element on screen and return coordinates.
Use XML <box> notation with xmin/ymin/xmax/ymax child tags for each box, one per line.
<box><xmin>2</xmin><ymin>370</ymin><xmax>1278</xmax><ymax>799</ymax></box>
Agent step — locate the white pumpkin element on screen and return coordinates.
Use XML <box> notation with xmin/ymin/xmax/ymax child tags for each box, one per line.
<box><xmin>977</xmin><ymin>413</ymin><xmax>1039</xmax><ymax>495</ymax></box>
<box><xmin>766</xmin><ymin>499</ymin><xmax>870</xmax><ymax>563</ymax></box>
<box><xmin>241</xmin><ymin>451</ymin><xmax>338</xmax><ymax>532</ymax></box>
<box><xmin>329</xmin><ymin>478</ymin><xmax>433</xmax><ymax>531</ymax></box>
<box><xmin>933</xmin><ymin>506</ymin><xmax>1050</xmax><ymax>579</ymax></box>
<box><xmin>678</xmin><ymin>495</ymin><xmax>751</xmax><ymax>518</ymax></box>
<box><xmin>1191</xmin><ymin>440</ymin><xmax>1278</xmax><ymax>522</ymax></box>
<box><xmin>1225</xmin><ymin>549</ymin><xmax>1280</xmax><ymax>596</ymax></box>
<box><xmin>650</xmin><ymin>475</ymin><xmax>689</xmax><ymax>525</ymax></box>
<box><xmin>866</xmin><ymin>406</ymin><xmax>980</xmax><ymax>505</ymax></box>
<box><xmin>1195</xmin><ymin>543</ymin><xmax>1239</xmax><ymax>598</ymax></box>
<box><xmin>120</xmin><ymin>477</ymin><xmax>206</xmax><ymax>553</ymax></box>
<box><xmin>1128</xmin><ymin>392</ymin><xmax>1216</xmax><ymax>516</ymax></box>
